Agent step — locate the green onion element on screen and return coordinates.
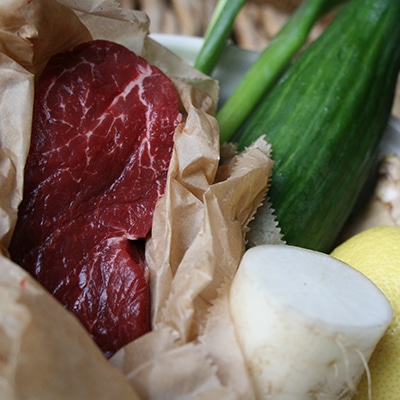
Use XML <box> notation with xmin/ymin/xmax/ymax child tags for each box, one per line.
<box><xmin>194</xmin><ymin>0</ymin><xmax>246</xmax><ymax>75</ymax></box>
<box><xmin>217</xmin><ymin>0</ymin><xmax>346</xmax><ymax>144</ymax></box>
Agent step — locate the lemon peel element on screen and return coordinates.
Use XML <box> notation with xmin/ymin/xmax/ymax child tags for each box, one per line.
<box><xmin>331</xmin><ymin>225</ymin><xmax>400</xmax><ymax>400</ymax></box>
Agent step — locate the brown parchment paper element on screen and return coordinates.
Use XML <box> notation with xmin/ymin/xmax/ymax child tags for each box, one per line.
<box><xmin>110</xmin><ymin>125</ymin><xmax>273</xmax><ymax>400</ymax></box>
<box><xmin>0</xmin><ymin>0</ymin><xmax>275</xmax><ymax>398</ymax></box>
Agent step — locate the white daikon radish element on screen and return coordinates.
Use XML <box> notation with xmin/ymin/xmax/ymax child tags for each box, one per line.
<box><xmin>229</xmin><ymin>244</ymin><xmax>393</xmax><ymax>400</ymax></box>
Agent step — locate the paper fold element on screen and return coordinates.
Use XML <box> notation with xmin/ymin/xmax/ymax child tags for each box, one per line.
<box><xmin>0</xmin><ymin>1</ymin><xmax>275</xmax><ymax>398</ymax></box>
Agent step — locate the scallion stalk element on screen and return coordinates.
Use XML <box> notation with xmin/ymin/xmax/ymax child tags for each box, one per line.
<box><xmin>194</xmin><ymin>0</ymin><xmax>247</xmax><ymax>75</ymax></box>
<box><xmin>217</xmin><ymin>0</ymin><xmax>345</xmax><ymax>144</ymax></box>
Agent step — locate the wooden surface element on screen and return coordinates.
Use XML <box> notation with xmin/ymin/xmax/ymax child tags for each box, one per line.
<box><xmin>118</xmin><ymin>0</ymin><xmax>400</xmax><ymax>118</ymax></box>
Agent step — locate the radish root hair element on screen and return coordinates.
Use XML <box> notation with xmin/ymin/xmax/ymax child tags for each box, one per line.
<box><xmin>354</xmin><ymin>347</ymin><xmax>372</xmax><ymax>400</ymax></box>
<box><xmin>335</xmin><ymin>334</ymin><xmax>357</xmax><ymax>393</ymax></box>
<box><xmin>334</xmin><ymin>333</ymin><xmax>372</xmax><ymax>400</ymax></box>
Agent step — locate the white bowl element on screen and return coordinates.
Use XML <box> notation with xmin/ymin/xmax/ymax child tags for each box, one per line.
<box><xmin>150</xmin><ymin>33</ymin><xmax>258</xmax><ymax>107</ymax></box>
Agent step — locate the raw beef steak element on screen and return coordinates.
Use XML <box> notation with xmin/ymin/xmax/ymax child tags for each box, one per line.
<box><xmin>9</xmin><ymin>40</ymin><xmax>181</xmax><ymax>357</ymax></box>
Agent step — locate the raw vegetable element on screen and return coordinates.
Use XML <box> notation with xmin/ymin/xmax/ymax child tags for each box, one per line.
<box><xmin>217</xmin><ymin>0</ymin><xmax>345</xmax><ymax>144</ymax></box>
<box><xmin>194</xmin><ymin>0</ymin><xmax>246</xmax><ymax>75</ymax></box>
<box><xmin>236</xmin><ymin>0</ymin><xmax>400</xmax><ymax>252</ymax></box>
<box><xmin>331</xmin><ymin>226</ymin><xmax>400</xmax><ymax>400</ymax></box>
<box><xmin>229</xmin><ymin>244</ymin><xmax>393</xmax><ymax>400</ymax></box>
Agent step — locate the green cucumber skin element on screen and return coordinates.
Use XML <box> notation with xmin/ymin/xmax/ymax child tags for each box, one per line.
<box><xmin>236</xmin><ymin>0</ymin><xmax>400</xmax><ymax>252</ymax></box>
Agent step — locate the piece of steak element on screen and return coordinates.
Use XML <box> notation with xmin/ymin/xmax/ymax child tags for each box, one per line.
<box><xmin>9</xmin><ymin>40</ymin><xmax>181</xmax><ymax>357</ymax></box>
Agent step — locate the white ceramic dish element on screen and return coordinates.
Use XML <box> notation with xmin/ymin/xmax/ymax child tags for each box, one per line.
<box><xmin>150</xmin><ymin>33</ymin><xmax>258</xmax><ymax>107</ymax></box>
<box><xmin>150</xmin><ymin>33</ymin><xmax>400</xmax><ymax>157</ymax></box>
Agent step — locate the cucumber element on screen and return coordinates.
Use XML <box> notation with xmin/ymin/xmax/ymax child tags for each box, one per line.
<box><xmin>235</xmin><ymin>0</ymin><xmax>400</xmax><ymax>252</ymax></box>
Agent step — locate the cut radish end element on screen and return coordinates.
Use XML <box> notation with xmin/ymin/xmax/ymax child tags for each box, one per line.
<box><xmin>229</xmin><ymin>244</ymin><xmax>393</xmax><ymax>400</ymax></box>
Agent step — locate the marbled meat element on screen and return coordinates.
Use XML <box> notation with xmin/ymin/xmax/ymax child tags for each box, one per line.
<box><xmin>9</xmin><ymin>40</ymin><xmax>181</xmax><ymax>357</ymax></box>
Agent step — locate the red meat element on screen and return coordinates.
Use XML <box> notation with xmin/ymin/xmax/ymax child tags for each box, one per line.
<box><xmin>9</xmin><ymin>40</ymin><xmax>181</xmax><ymax>357</ymax></box>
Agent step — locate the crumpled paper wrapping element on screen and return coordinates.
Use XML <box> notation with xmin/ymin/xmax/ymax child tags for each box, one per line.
<box><xmin>0</xmin><ymin>255</ymin><xmax>142</xmax><ymax>400</ymax></box>
<box><xmin>0</xmin><ymin>0</ymin><xmax>275</xmax><ymax>398</ymax></box>
<box><xmin>111</xmin><ymin>131</ymin><xmax>273</xmax><ymax>399</ymax></box>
